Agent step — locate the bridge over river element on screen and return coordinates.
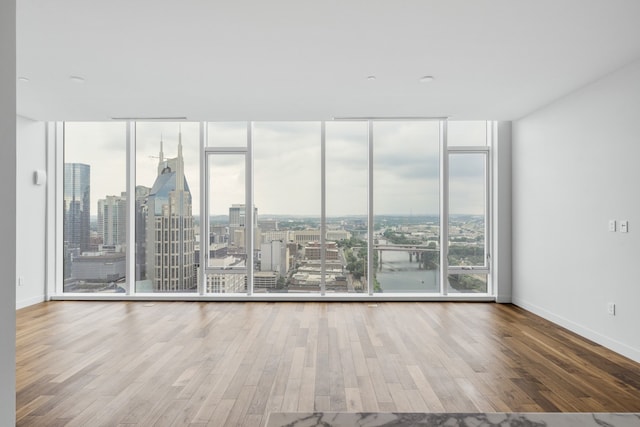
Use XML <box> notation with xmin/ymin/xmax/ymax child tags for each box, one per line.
<box><xmin>373</xmin><ymin>244</ymin><xmax>438</xmax><ymax>270</ymax></box>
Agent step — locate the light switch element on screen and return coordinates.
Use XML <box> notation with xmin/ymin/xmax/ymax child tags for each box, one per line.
<box><xmin>620</xmin><ymin>221</ymin><xmax>628</xmax><ymax>233</ymax></box>
<box><xmin>609</xmin><ymin>220</ymin><xmax>616</xmax><ymax>232</ymax></box>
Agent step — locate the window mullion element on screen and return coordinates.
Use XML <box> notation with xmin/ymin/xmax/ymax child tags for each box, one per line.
<box><xmin>367</xmin><ymin>120</ymin><xmax>374</xmax><ymax>296</ymax></box>
<box><xmin>320</xmin><ymin>121</ymin><xmax>326</xmax><ymax>296</ymax></box>
<box><xmin>199</xmin><ymin>122</ymin><xmax>206</xmax><ymax>296</ymax></box>
<box><xmin>126</xmin><ymin>121</ymin><xmax>136</xmax><ymax>295</ymax></box>
<box><xmin>246</xmin><ymin>122</ymin><xmax>253</xmax><ymax>296</ymax></box>
<box><xmin>440</xmin><ymin>120</ymin><xmax>449</xmax><ymax>296</ymax></box>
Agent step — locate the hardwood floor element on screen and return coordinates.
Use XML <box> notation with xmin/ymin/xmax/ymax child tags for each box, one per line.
<box><xmin>16</xmin><ymin>301</ymin><xmax>640</xmax><ymax>426</ymax></box>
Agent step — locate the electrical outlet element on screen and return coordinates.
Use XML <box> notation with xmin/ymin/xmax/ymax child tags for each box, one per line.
<box><xmin>607</xmin><ymin>302</ymin><xmax>616</xmax><ymax>316</ymax></box>
<box><xmin>609</xmin><ymin>220</ymin><xmax>616</xmax><ymax>232</ymax></box>
<box><xmin>18</xmin><ymin>276</ymin><xmax>23</xmax><ymax>287</ymax></box>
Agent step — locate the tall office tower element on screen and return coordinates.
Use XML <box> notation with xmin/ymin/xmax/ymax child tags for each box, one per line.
<box><xmin>228</xmin><ymin>204</ymin><xmax>258</xmax><ymax>247</ymax></box>
<box><xmin>64</xmin><ymin>163</ymin><xmax>91</xmax><ymax>253</ymax></box>
<box><xmin>145</xmin><ymin>134</ymin><xmax>196</xmax><ymax>292</ymax></box>
<box><xmin>97</xmin><ymin>192</ymin><xmax>126</xmax><ymax>247</ymax></box>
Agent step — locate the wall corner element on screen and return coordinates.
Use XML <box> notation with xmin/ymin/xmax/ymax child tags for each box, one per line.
<box><xmin>492</xmin><ymin>121</ymin><xmax>512</xmax><ymax>303</ymax></box>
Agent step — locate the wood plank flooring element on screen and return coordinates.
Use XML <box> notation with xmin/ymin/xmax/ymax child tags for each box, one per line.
<box><xmin>16</xmin><ymin>301</ymin><xmax>640</xmax><ymax>426</ymax></box>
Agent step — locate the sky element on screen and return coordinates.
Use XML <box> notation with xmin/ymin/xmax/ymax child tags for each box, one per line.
<box><xmin>63</xmin><ymin>120</ymin><xmax>487</xmax><ymax>218</ymax></box>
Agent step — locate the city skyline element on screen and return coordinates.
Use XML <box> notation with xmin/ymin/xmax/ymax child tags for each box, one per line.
<box><xmin>62</xmin><ymin>123</ymin><xmax>487</xmax><ymax>291</ymax></box>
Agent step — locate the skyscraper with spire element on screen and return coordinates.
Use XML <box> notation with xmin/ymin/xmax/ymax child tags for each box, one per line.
<box><xmin>145</xmin><ymin>130</ymin><xmax>196</xmax><ymax>292</ymax></box>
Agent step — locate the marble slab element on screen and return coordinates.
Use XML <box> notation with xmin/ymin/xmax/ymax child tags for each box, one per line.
<box><xmin>265</xmin><ymin>412</ymin><xmax>640</xmax><ymax>427</ymax></box>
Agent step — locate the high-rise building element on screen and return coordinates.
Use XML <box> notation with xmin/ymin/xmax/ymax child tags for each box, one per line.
<box><xmin>64</xmin><ymin>163</ymin><xmax>90</xmax><ymax>278</ymax></box>
<box><xmin>97</xmin><ymin>192</ymin><xmax>126</xmax><ymax>247</ymax></box>
<box><xmin>64</xmin><ymin>163</ymin><xmax>91</xmax><ymax>252</ymax></box>
<box><xmin>228</xmin><ymin>204</ymin><xmax>257</xmax><ymax>227</ymax></box>
<box><xmin>145</xmin><ymin>134</ymin><xmax>196</xmax><ymax>292</ymax></box>
<box><xmin>228</xmin><ymin>204</ymin><xmax>258</xmax><ymax>248</ymax></box>
<box><xmin>260</xmin><ymin>240</ymin><xmax>288</xmax><ymax>277</ymax></box>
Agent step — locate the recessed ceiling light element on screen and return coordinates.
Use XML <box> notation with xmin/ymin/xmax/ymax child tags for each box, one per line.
<box><xmin>366</xmin><ymin>75</ymin><xmax>376</xmax><ymax>81</ymax></box>
<box><xmin>69</xmin><ymin>75</ymin><xmax>86</xmax><ymax>83</ymax></box>
<box><xmin>18</xmin><ymin>77</ymin><xmax>29</xmax><ymax>82</ymax></box>
<box><xmin>419</xmin><ymin>75</ymin><xmax>434</xmax><ymax>83</ymax></box>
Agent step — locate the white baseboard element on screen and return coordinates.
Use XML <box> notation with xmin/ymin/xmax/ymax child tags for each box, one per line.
<box><xmin>512</xmin><ymin>297</ymin><xmax>640</xmax><ymax>363</ymax></box>
<box><xmin>16</xmin><ymin>294</ymin><xmax>45</xmax><ymax>310</ymax></box>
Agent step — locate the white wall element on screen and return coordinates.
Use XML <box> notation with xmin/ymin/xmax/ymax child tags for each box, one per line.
<box><xmin>493</xmin><ymin>122</ymin><xmax>512</xmax><ymax>303</ymax></box>
<box><xmin>16</xmin><ymin>116</ymin><xmax>47</xmax><ymax>308</ymax></box>
<box><xmin>0</xmin><ymin>0</ymin><xmax>17</xmax><ymax>424</ymax></box>
<box><xmin>513</xmin><ymin>58</ymin><xmax>640</xmax><ymax>362</ymax></box>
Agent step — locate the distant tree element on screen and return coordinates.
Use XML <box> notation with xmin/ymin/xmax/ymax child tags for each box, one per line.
<box><xmin>448</xmin><ymin>274</ymin><xmax>485</xmax><ymax>292</ymax></box>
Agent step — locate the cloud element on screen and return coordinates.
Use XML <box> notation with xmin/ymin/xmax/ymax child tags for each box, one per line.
<box><xmin>208</xmin><ymin>122</ymin><xmax>248</xmax><ymax>147</ymax></box>
<box><xmin>449</xmin><ymin>154</ymin><xmax>486</xmax><ymax>214</ymax></box>
<box><xmin>449</xmin><ymin>153</ymin><xmax>485</xmax><ymax>178</ymax></box>
<box><xmin>64</xmin><ymin>120</ymin><xmax>488</xmax><ymax>220</ymax></box>
<box><xmin>64</xmin><ymin>122</ymin><xmax>128</xmax><ymax>211</ymax></box>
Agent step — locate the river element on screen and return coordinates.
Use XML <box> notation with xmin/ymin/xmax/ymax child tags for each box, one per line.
<box><xmin>376</xmin><ymin>249</ymin><xmax>440</xmax><ymax>293</ymax></box>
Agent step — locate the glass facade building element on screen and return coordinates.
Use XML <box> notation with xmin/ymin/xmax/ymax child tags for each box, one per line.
<box><xmin>63</xmin><ymin>163</ymin><xmax>90</xmax><ymax>279</ymax></box>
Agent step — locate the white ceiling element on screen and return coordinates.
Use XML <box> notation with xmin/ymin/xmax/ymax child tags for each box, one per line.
<box><xmin>16</xmin><ymin>0</ymin><xmax>640</xmax><ymax>121</ymax></box>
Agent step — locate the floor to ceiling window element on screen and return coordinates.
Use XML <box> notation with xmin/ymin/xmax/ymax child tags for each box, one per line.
<box><xmin>253</xmin><ymin>122</ymin><xmax>321</xmax><ymax>294</ymax></box>
<box><xmin>448</xmin><ymin>152</ymin><xmax>488</xmax><ymax>293</ymax></box>
<box><xmin>135</xmin><ymin>122</ymin><xmax>200</xmax><ymax>293</ymax></box>
<box><xmin>325</xmin><ymin>122</ymin><xmax>369</xmax><ymax>293</ymax></box>
<box><xmin>204</xmin><ymin>122</ymin><xmax>249</xmax><ymax>294</ymax></box>
<box><xmin>59</xmin><ymin>120</ymin><xmax>494</xmax><ymax>298</ymax></box>
<box><xmin>62</xmin><ymin>122</ymin><xmax>127</xmax><ymax>293</ymax></box>
<box><xmin>373</xmin><ymin>121</ymin><xmax>441</xmax><ymax>293</ymax></box>
<box><xmin>447</xmin><ymin>121</ymin><xmax>490</xmax><ymax>294</ymax></box>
